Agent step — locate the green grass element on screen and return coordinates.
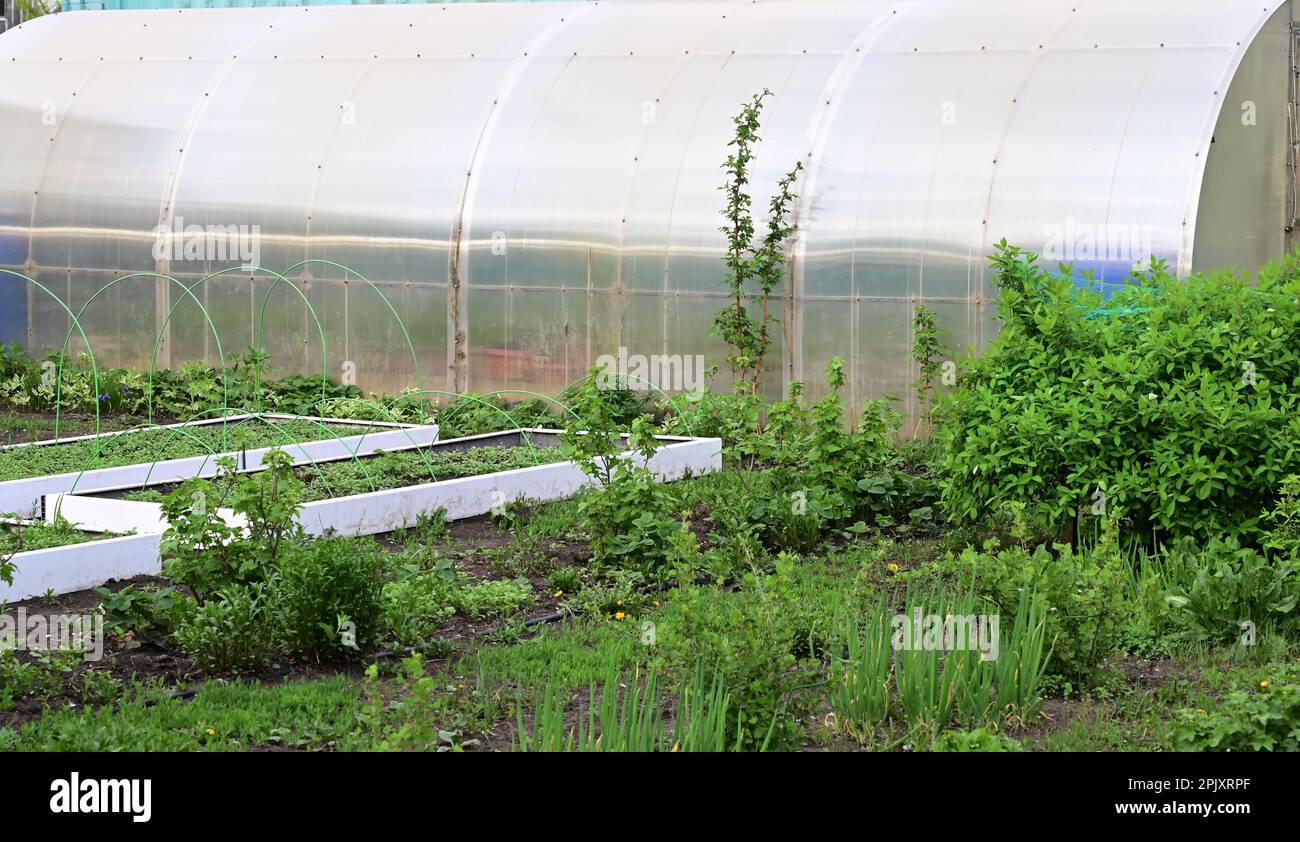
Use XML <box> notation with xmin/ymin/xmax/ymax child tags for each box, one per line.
<box><xmin>458</xmin><ymin>620</ymin><xmax>646</xmax><ymax>691</ymax></box>
<box><xmin>0</xmin><ymin>418</ymin><xmax>370</xmax><ymax>483</ymax></box>
<box><xmin>0</xmin><ymin>678</ymin><xmax>366</xmax><ymax>752</ymax></box>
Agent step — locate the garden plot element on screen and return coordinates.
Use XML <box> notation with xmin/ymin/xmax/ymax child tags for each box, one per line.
<box><xmin>1</xmin><ymin>531</ymin><xmax>162</xmax><ymax>605</ymax></box>
<box><xmin>50</xmin><ymin>429</ymin><xmax>722</xmax><ymax>539</ymax></box>
<box><xmin>0</xmin><ymin>413</ymin><xmax>439</xmax><ymax>518</ymax></box>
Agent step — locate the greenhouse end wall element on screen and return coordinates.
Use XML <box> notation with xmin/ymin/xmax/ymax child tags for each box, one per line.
<box><xmin>0</xmin><ymin>0</ymin><xmax>1293</xmax><ymax>423</ymax></box>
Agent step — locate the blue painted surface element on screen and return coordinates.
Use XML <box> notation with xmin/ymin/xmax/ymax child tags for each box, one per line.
<box><xmin>0</xmin><ymin>206</ymin><xmax>28</xmax><ymax>348</ymax></box>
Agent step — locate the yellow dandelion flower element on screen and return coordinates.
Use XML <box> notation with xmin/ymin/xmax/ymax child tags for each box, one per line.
<box><xmin>1260</xmin><ymin>680</ymin><xmax>1271</xmax><ymax>689</ymax></box>
<box><xmin>887</xmin><ymin>563</ymin><xmax>901</xmax><ymax>574</ymax></box>
<box><xmin>616</xmin><ymin>600</ymin><xmax>624</xmax><ymax>606</ymax></box>
<box><xmin>205</xmin><ymin>728</ymin><xmax>215</xmax><ymax>736</ymax></box>
<box><xmin>614</xmin><ymin>612</ymin><xmax>626</xmax><ymax>621</ymax></box>
<box><xmin>553</xmin><ymin>591</ymin><xmax>564</xmax><ymax>598</ymax></box>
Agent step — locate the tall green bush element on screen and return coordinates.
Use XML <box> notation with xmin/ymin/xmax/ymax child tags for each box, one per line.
<box><xmin>941</xmin><ymin>242</ymin><xmax>1300</xmax><ymax>544</ymax></box>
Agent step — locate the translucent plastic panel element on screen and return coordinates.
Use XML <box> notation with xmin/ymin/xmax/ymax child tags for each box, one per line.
<box><xmin>539</xmin><ymin>0</ymin><xmax>743</xmax><ymax>58</ymax></box>
<box><xmin>693</xmin><ymin>0</ymin><xmax>900</xmax><ymax>56</ymax></box>
<box><xmin>461</xmin><ymin>54</ymin><xmax>574</xmax><ymax>290</ymax></box>
<box><xmin>295</xmin><ymin>273</ymin><xmax>443</xmax><ymax>396</ymax></box>
<box><xmin>167</xmin><ymin>272</ymin><xmax>258</xmax><ymax>369</ymax></box>
<box><xmin>1107</xmin><ymin>48</ymin><xmax>1238</xmax><ymax>273</ymax></box>
<box><xmin>874</xmin><ymin>0</ymin><xmax>1076</xmax><ymax>54</ymax></box>
<box><xmin>29</xmin><ymin>269</ymin><xmax>74</xmax><ymax>357</ymax></box>
<box><xmin>808</xmin><ymin>50</ymin><xmax>1029</xmax><ymax>305</ymax></box>
<box><xmin>172</xmin><ymin>59</ymin><xmax>366</xmax><ymax>272</ymax></box>
<box><xmin>465</xmin><ymin>284</ymin><xmax>595</xmax><ymax>396</ymax></box>
<box><xmin>64</xmin><ymin>272</ymin><xmax>159</xmax><ymax>370</ymax></box>
<box><xmin>0</xmin><ymin>13</ymin><xmax>146</xmax><ymax>60</ymax></box>
<box><xmin>102</xmin><ymin>7</ymin><xmax>300</xmax><ymax>61</ymax></box>
<box><xmin>308</xmin><ymin>56</ymin><xmax>510</xmax><ymax>284</ymax></box>
<box><xmin>32</xmin><ymin>60</ymin><xmax>223</xmax><ymax>273</ymax></box>
<box><xmin>0</xmin><ymin>62</ymin><xmax>93</xmax><ymax>271</ymax></box>
<box><xmin>618</xmin><ymin>53</ymin><xmax>730</xmax><ymax>297</ymax></box>
<box><xmin>1049</xmin><ymin>0</ymin><xmax>1278</xmax><ymax>50</ymax></box>
<box><xmin>985</xmin><ymin>50</ymin><xmax>1173</xmax><ymax>285</ymax></box>
<box><xmin>468</xmin><ymin>55</ymin><xmax>681</xmax><ymax>294</ymax></box>
<box><xmin>249</xmin><ymin>274</ymin><xmax>314</xmax><ymax>376</ymax></box>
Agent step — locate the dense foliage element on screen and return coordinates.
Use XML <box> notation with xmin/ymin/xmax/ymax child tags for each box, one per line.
<box><xmin>940</xmin><ymin>242</ymin><xmax>1300</xmax><ymax>545</ymax></box>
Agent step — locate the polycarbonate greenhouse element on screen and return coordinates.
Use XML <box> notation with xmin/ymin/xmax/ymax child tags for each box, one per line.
<box><xmin>0</xmin><ymin>0</ymin><xmax>1295</xmax><ymax>416</ymax></box>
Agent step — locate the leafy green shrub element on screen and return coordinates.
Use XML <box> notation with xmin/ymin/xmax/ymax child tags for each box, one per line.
<box><xmin>957</xmin><ymin>542</ymin><xmax>1130</xmax><ymax>681</ymax></box>
<box><xmin>1158</xmin><ymin>537</ymin><xmax>1300</xmax><ymax>644</ymax></box>
<box><xmin>0</xmin><ymin>650</ymin><xmax>72</xmax><ymax>710</ymax></box>
<box><xmin>433</xmin><ymin>393</ymin><xmax>555</xmax><ymax>439</ymax></box>
<box><xmin>274</xmin><ymin>538</ymin><xmax>385</xmax><ymax>661</ymax></box>
<box><xmin>941</xmin><ymin>242</ymin><xmax>1300</xmax><ymax>544</ymax></box>
<box><xmin>657</xmin><ymin>389</ymin><xmax>758</xmax><ymax>450</ymax></box>
<box><xmin>0</xmin><ymin>345</ymin><xmax>359</xmax><ymax>419</ymax></box>
<box><xmin>173</xmin><ymin>585</ymin><xmax>275</xmax><ymax>675</ymax></box>
<box><xmin>95</xmin><ymin>585</ymin><xmax>184</xmax><ymax>646</ymax></box>
<box><xmin>1267</xmin><ymin>476</ymin><xmax>1300</xmax><ymax>561</ymax></box>
<box><xmin>0</xmin><ymin>649</ymin><xmax>122</xmax><ymax>712</ymax></box>
<box><xmin>564</xmin><ymin>569</ymin><xmax>653</xmax><ymax>620</ymax></box>
<box><xmin>455</xmin><ymin>578</ymin><xmax>535</xmax><ymax>621</ymax></box>
<box><xmin>1171</xmin><ymin>665</ymin><xmax>1300</xmax><ymax>751</ymax></box>
<box><xmin>654</xmin><ymin>556</ymin><xmax>812</xmax><ymax>749</ymax></box>
<box><xmin>381</xmin><ymin>563</ymin><xmax>460</xmax><ymax>648</ymax></box>
<box><xmin>546</xmin><ymin>567</ymin><xmax>583</xmax><ymax>596</ymax></box>
<box><xmin>929</xmin><ymin>728</ymin><xmax>1024</xmax><ymax>752</ymax></box>
<box><xmin>160</xmin><ymin>449</ymin><xmax>303</xmax><ymax>604</ymax></box>
<box><xmin>562</xmin><ymin>376</ymin><xmax>678</xmax><ymax>577</ymax></box>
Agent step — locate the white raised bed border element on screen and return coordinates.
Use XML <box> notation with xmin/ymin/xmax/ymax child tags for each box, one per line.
<box><xmin>51</xmin><ymin>430</ymin><xmax>722</xmax><ymax>539</ymax></box>
<box><xmin>5</xmin><ymin>430</ymin><xmax>721</xmax><ymax>602</ymax></box>
<box><xmin>1</xmin><ymin>533</ymin><xmax>163</xmax><ymax>605</ymax></box>
<box><xmin>0</xmin><ymin>413</ymin><xmax>438</xmax><ymax>518</ymax></box>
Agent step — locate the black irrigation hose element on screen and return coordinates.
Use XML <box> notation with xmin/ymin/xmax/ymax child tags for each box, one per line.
<box><xmin>523</xmin><ymin>609</ymin><xmax>574</xmax><ymax>629</ymax></box>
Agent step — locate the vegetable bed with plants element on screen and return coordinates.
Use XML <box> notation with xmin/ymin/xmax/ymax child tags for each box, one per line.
<box><xmin>2</xmin><ymin>94</ymin><xmax>1299</xmax><ymax>755</ymax></box>
<box><xmin>111</xmin><ymin>444</ymin><xmax>574</xmax><ymax>506</ymax></box>
<box><xmin>0</xmin><ymin>518</ymin><xmax>125</xmax><ymax>555</ymax></box>
<box><xmin>0</xmin><ymin>417</ymin><xmax>372</xmax><ymax>484</ymax></box>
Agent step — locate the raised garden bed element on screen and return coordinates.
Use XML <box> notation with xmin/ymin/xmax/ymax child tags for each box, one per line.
<box><xmin>0</xmin><ymin>518</ymin><xmax>157</xmax><ymax>604</ymax></box>
<box><xmin>5</xmin><ymin>430</ymin><xmax>721</xmax><ymax>602</ymax></box>
<box><xmin>54</xmin><ymin>429</ymin><xmax>722</xmax><ymax>537</ymax></box>
<box><xmin>1</xmin><ymin>517</ymin><xmax>126</xmax><ymax>554</ymax></box>
<box><xmin>1</xmin><ymin>533</ymin><xmax>163</xmax><ymax>604</ymax></box>
<box><xmin>0</xmin><ymin>413</ymin><xmax>440</xmax><ymax>518</ymax></box>
<box><xmin>0</xmin><ymin>410</ymin><xmax>138</xmax><ymax>446</ymax></box>
<box><xmin>111</xmin><ymin>443</ymin><xmax>573</xmax><ymax>505</ymax></box>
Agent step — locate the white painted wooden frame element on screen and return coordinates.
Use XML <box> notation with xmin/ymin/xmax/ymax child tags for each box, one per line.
<box><xmin>0</xmin><ymin>413</ymin><xmax>439</xmax><ymax>517</ymax></box>
<box><xmin>0</xmin><ymin>533</ymin><xmax>163</xmax><ymax>605</ymax></box>
<box><xmin>7</xmin><ymin>430</ymin><xmax>720</xmax><ymax>603</ymax></box>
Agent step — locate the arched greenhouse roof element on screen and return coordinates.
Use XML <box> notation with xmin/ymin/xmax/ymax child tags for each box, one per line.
<box><xmin>0</xmin><ymin>0</ymin><xmax>1291</xmax><ymax>413</ymax></box>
